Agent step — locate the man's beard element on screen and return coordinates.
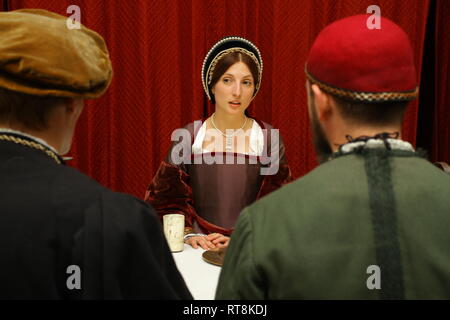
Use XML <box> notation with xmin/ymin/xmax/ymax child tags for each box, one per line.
<box><xmin>309</xmin><ymin>93</ymin><xmax>333</xmax><ymax>164</ymax></box>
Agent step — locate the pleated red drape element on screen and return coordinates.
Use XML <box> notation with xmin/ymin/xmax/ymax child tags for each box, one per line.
<box><xmin>5</xmin><ymin>0</ymin><xmax>442</xmax><ymax>199</ymax></box>
<box><xmin>416</xmin><ymin>0</ymin><xmax>450</xmax><ymax>165</ymax></box>
<box><xmin>433</xmin><ymin>0</ymin><xmax>450</xmax><ymax>164</ymax></box>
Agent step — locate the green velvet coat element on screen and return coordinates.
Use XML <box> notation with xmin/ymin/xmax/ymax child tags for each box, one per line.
<box><xmin>215</xmin><ymin>151</ymin><xmax>450</xmax><ymax>299</ymax></box>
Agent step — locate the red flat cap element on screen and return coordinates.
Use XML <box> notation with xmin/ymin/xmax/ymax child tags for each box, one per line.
<box><xmin>305</xmin><ymin>14</ymin><xmax>418</xmax><ymax>102</ymax></box>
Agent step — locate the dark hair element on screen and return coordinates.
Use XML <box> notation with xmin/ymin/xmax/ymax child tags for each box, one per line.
<box><xmin>208</xmin><ymin>51</ymin><xmax>259</xmax><ymax>104</ymax></box>
<box><xmin>308</xmin><ymin>83</ymin><xmax>409</xmax><ymax>126</ymax></box>
<box><xmin>332</xmin><ymin>95</ymin><xmax>409</xmax><ymax>126</ymax></box>
<box><xmin>0</xmin><ymin>87</ymin><xmax>69</xmax><ymax>131</ymax></box>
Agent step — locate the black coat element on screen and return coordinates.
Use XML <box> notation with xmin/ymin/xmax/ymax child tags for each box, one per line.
<box><xmin>0</xmin><ymin>139</ymin><xmax>192</xmax><ymax>300</ymax></box>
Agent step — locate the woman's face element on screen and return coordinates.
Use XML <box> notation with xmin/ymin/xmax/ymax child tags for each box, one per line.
<box><xmin>212</xmin><ymin>61</ymin><xmax>255</xmax><ymax>115</ymax></box>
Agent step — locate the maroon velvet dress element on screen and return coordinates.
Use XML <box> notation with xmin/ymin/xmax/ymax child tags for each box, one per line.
<box><xmin>145</xmin><ymin>119</ymin><xmax>292</xmax><ymax>236</ymax></box>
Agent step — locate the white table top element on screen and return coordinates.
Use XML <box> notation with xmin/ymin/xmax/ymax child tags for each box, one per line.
<box><xmin>172</xmin><ymin>244</ymin><xmax>222</xmax><ymax>300</ymax></box>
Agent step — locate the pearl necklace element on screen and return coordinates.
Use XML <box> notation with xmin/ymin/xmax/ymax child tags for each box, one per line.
<box><xmin>211</xmin><ymin>113</ymin><xmax>248</xmax><ymax>152</ymax></box>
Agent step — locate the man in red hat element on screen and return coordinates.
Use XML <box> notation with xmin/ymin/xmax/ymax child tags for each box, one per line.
<box><xmin>216</xmin><ymin>14</ymin><xmax>450</xmax><ymax>299</ymax></box>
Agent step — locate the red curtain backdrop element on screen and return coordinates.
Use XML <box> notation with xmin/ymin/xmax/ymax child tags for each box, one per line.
<box><xmin>4</xmin><ymin>0</ymin><xmax>447</xmax><ymax>199</ymax></box>
<box><xmin>433</xmin><ymin>0</ymin><xmax>450</xmax><ymax>165</ymax></box>
<box><xmin>416</xmin><ymin>0</ymin><xmax>450</xmax><ymax>165</ymax></box>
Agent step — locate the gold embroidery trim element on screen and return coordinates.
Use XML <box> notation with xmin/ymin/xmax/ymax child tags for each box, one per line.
<box><xmin>0</xmin><ymin>134</ymin><xmax>62</xmax><ymax>165</ymax></box>
<box><xmin>305</xmin><ymin>70</ymin><xmax>419</xmax><ymax>102</ymax></box>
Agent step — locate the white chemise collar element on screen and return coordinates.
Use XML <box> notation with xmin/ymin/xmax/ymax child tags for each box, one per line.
<box><xmin>339</xmin><ymin>138</ymin><xmax>415</xmax><ymax>154</ymax></box>
<box><xmin>192</xmin><ymin>119</ymin><xmax>264</xmax><ymax>156</ymax></box>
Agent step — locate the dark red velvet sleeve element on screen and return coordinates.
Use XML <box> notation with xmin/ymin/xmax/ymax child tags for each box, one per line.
<box><xmin>144</xmin><ymin>160</ymin><xmax>197</xmax><ymax>233</ymax></box>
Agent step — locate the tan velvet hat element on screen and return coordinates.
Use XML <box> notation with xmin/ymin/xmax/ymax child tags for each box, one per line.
<box><xmin>0</xmin><ymin>9</ymin><xmax>112</xmax><ymax>99</ymax></box>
